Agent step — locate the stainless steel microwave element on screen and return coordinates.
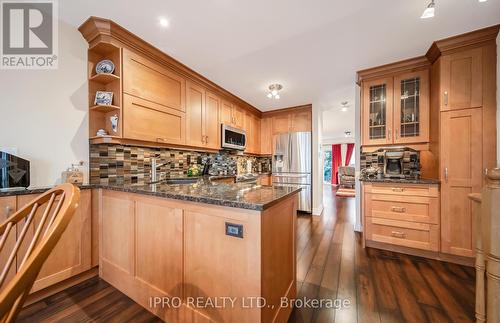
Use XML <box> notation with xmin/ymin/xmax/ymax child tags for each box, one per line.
<box><xmin>221</xmin><ymin>124</ymin><xmax>246</xmax><ymax>150</ymax></box>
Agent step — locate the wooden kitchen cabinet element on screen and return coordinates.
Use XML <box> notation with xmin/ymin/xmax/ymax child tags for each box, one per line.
<box><xmin>122</xmin><ymin>48</ymin><xmax>185</xmax><ymax>112</ymax></box>
<box><xmin>0</xmin><ymin>196</ymin><xmax>17</xmax><ymax>290</ymax></box>
<box><xmin>440</xmin><ymin>47</ymin><xmax>483</xmax><ymax>111</ymax></box>
<box><xmin>270</xmin><ymin>107</ymin><xmax>312</xmax><ymax>135</ymax></box>
<box><xmin>205</xmin><ymin>91</ymin><xmax>221</xmax><ymax>149</ymax></box>
<box><xmin>290</xmin><ymin>109</ymin><xmax>312</xmax><ymax>132</ymax></box>
<box><xmin>186</xmin><ymin>81</ymin><xmax>206</xmax><ymax>147</ymax></box>
<box><xmin>393</xmin><ymin>70</ymin><xmax>430</xmax><ymax>144</ymax></box>
<box><xmin>260</xmin><ymin>116</ymin><xmax>272</xmax><ymax>155</ymax></box>
<box><xmin>361</xmin><ymin>77</ymin><xmax>394</xmax><ymax>146</ymax></box>
<box><xmin>123</xmin><ymin>94</ymin><xmax>186</xmax><ymax>145</ymax></box>
<box><xmin>272</xmin><ymin>114</ymin><xmax>290</xmax><ymax>134</ymax></box>
<box><xmin>221</xmin><ymin>100</ymin><xmax>245</xmax><ymax>129</ymax></box>
<box><xmin>440</xmin><ymin>108</ymin><xmax>482</xmax><ymax>257</ymax></box>
<box><xmin>16</xmin><ymin>190</ymin><xmax>92</xmax><ymax>293</ymax></box>
<box><xmin>361</xmin><ymin>70</ymin><xmax>429</xmax><ymax>146</ymax></box>
<box><xmin>186</xmin><ymin>82</ymin><xmax>221</xmax><ymax>149</ymax></box>
<box><xmin>244</xmin><ymin>112</ymin><xmax>261</xmax><ymax>154</ymax></box>
<box><xmin>363</xmin><ymin>182</ymin><xmax>440</xmax><ymax>252</ymax></box>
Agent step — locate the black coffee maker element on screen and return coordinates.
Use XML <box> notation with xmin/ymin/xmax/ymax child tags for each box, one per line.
<box><xmin>383</xmin><ymin>149</ymin><xmax>405</xmax><ymax>178</ymax></box>
<box><xmin>0</xmin><ymin>151</ymin><xmax>30</xmax><ymax>189</ymax></box>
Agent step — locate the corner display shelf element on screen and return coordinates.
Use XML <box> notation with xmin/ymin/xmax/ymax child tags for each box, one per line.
<box><xmin>87</xmin><ymin>42</ymin><xmax>123</xmax><ymax>141</ymax></box>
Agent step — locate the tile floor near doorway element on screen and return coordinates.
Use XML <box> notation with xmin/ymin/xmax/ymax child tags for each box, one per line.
<box><xmin>18</xmin><ymin>185</ymin><xmax>475</xmax><ymax>323</ymax></box>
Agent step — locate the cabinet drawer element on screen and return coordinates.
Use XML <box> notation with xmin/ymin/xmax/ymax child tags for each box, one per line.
<box><xmin>365</xmin><ymin>217</ymin><xmax>438</xmax><ymax>251</ymax></box>
<box><xmin>123</xmin><ymin>94</ymin><xmax>185</xmax><ymax>145</ymax></box>
<box><xmin>365</xmin><ymin>193</ymin><xmax>439</xmax><ymax>224</ymax></box>
<box><xmin>364</xmin><ymin>183</ymin><xmax>439</xmax><ymax>197</ymax></box>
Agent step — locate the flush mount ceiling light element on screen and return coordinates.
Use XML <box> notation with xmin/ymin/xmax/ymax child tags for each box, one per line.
<box><xmin>158</xmin><ymin>17</ymin><xmax>170</xmax><ymax>28</ymax></box>
<box><xmin>421</xmin><ymin>0</ymin><xmax>435</xmax><ymax>19</ymax></box>
<box><xmin>340</xmin><ymin>101</ymin><xmax>350</xmax><ymax>112</ymax></box>
<box><xmin>266</xmin><ymin>84</ymin><xmax>283</xmax><ymax>100</ymax></box>
<box><xmin>478</xmin><ymin>0</ymin><xmax>487</xmax><ymax>2</ymax></box>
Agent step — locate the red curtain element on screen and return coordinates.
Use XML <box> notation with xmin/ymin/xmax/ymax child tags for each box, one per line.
<box><xmin>331</xmin><ymin>144</ymin><xmax>342</xmax><ymax>185</ymax></box>
<box><xmin>345</xmin><ymin>143</ymin><xmax>355</xmax><ymax>166</ymax></box>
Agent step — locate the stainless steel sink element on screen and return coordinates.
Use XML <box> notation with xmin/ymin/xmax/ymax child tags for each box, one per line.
<box><xmin>162</xmin><ymin>178</ymin><xmax>199</xmax><ymax>185</ymax></box>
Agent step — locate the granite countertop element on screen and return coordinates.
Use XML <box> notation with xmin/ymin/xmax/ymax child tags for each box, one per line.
<box><xmin>0</xmin><ymin>184</ymin><xmax>94</xmax><ymax>197</ymax></box>
<box><xmin>94</xmin><ymin>179</ymin><xmax>300</xmax><ymax>211</ymax></box>
<box><xmin>359</xmin><ymin>177</ymin><xmax>440</xmax><ymax>185</ymax></box>
<box><xmin>0</xmin><ymin>178</ymin><xmax>300</xmax><ymax>211</ymax></box>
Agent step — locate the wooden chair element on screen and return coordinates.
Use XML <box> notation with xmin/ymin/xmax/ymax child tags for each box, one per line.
<box><xmin>0</xmin><ymin>183</ymin><xmax>80</xmax><ymax>322</ymax></box>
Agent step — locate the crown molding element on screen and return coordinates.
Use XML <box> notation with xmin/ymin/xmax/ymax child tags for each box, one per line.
<box><xmin>356</xmin><ymin>56</ymin><xmax>430</xmax><ymax>85</ymax></box>
<box><xmin>426</xmin><ymin>24</ymin><xmax>500</xmax><ymax>63</ymax></box>
<box><xmin>78</xmin><ymin>16</ymin><xmax>262</xmax><ymax>117</ymax></box>
<box><xmin>261</xmin><ymin>104</ymin><xmax>312</xmax><ymax>117</ymax></box>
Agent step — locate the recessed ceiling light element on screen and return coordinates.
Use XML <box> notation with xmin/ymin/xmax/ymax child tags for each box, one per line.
<box><xmin>158</xmin><ymin>17</ymin><xmax>170</xmax><ymax>28</ymax></box>
<box><xmin>421</xmin><ymin>0</ymin><xmax>435</xmax><ymax>19</ymax></box>
<box><xmin>478</xmin><ymin>0</ymin><xmax>487</xmax><ymax>2</ymax></box>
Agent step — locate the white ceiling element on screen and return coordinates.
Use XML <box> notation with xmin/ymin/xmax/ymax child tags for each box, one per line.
<box><xmin>61</xmin><ymin>0</ymin><xmax>500</xmax><ymax>139</ymax></box>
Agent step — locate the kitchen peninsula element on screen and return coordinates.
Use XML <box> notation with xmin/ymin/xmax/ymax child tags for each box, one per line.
<box><xmin>94</xmin><ymin>179</ymin><xmax>300</xmax><ymax>322</ymax></box>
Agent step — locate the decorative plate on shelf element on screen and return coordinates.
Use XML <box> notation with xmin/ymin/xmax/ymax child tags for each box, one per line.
<box><xmin>95</xmin><ymin>59</ymin><xmax>115</xmax><ymax>74</ymax></box>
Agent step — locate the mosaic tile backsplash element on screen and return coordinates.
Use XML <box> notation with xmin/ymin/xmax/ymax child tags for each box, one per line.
<box><xmin>90</xmin><ymin>144</ymin><xmax>271</xmax><ymax>185</ymax></box>
<box><xmin>360</xmin><ymin>147</ymin><xmax>420</xmax><ymax>179</ymax></box>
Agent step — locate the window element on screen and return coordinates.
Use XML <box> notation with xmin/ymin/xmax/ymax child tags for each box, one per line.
<box><xmin>323</xmin><ymin>150</ymin><xmax>332</xmax><ymax>183</ymax></box>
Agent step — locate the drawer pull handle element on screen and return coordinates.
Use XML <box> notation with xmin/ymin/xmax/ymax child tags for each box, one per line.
<box><xmin>391</xmin><ymin>231</ymin><xmax>406</xmax><ymax>238</ymax></box>
<box><xmin>391</xmin><ymin>206</ymin><xmax>406</xmax><ymax>213</ymax></box>
<box><xmin>391</xmin><ymin>187</ymin><xmax>404</xmax><ymax>192</ymax></box>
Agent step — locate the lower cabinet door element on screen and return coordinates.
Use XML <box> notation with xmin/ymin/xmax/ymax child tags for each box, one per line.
<box><xmin>123</xmin><ymin>94</ymin><xmax>186</xmax><ymax>145</ymax></box>
<box><xmin>440</xmin><ymin>108</ymin><xmax>482</xmax><ymax>257</ymax></box>
<box><xmin>16</xmin><ymin>190</ymin><xmax>92</xmax><ymax>293</ymax></box>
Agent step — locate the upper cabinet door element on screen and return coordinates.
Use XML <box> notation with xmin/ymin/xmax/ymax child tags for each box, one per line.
<box><xmin>186</xmin><ymin>82</ymin><xmax>206</xmax><ymax>147</ymax></box>
<box><xmin>440</xmin><ymin>47</ymin><xmax>482</xmax><ymax>111</ymax></box>
<box><xmin>272</xmin><ymin>114</ymin><xmax>290</xmax><ymax>135</ymax></box>
<box><xmin>393</xmin><ymin>70</ymin><xmax>430</xmax><ymax>144</ymax></box>
<box><xmin>205</xmin><ymin>92</ymin><xmax>221</xmax><ymax>150</ymax></box>
<box><xmin>123</xmin><ymin>94</ymin><xmax>186</xmax><ymax>145</ymax></box>
<box><xmin>260</xmin><ymin>117</ymin><xmax>272</xmax><ymax>155</ymax></box>
<box><xmin>122</xmin><ymin>49</ymin><xmax>186</xmax><ymax>112</ymax></box>
<box><xmin>362</xmin><ymin>77</ymin><xmax>394</xmax><ymax>146</ymax></box>
<box><xmin>233</xmin><ymin>105</ymin><xmax>245</xmax><ymax>129</ymax></box>
<box><xmin>244</xmin><ymin>112</ymin><xmax>255</xmax><ymax>154</ymax></box>
<box><xmin>290</xmin><ymin>110</ymin><xmax>312</xmax><ymax>132</ymax></box>
<box><xmin>220</xmin><ymin>100</ymin><xmax>233</xmax><ymax>125</ymax></box>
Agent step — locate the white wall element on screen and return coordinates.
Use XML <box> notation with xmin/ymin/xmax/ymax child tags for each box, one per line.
<box><xmin>312</xmin><ymin>104</ymin><xmax>324</xmax><ymax>215</ymax></box>
<box><xmin>354</xmin><ymin>85</ymin><xmax>362</xmax><ymax>232</ymax></box>
<box><xmin>0</xmin><ymin>20</ymin><xmax>89</xmax><ymax>187</ymax></box>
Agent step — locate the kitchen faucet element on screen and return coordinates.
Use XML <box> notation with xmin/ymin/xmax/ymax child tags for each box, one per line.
<box><xmin>150</xmin><ymin>157</ymin><xmax>171</xmax><ymax>183</ymax></box>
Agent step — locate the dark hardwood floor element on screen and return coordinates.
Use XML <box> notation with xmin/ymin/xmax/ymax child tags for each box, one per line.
<box><xmin>17</xmin><ymin>185</ymin><xmax>475</xmax><ymax>323</ymax></box>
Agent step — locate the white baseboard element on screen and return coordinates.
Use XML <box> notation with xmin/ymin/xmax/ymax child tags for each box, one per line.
<box><xmin>312</xmin><ymin>204</ymin><xmax>324</xmax><ymax>216</ymax></box>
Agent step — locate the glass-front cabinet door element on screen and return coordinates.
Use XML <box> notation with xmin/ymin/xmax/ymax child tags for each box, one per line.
<box><xmin>362</xmin><ymin>77</ymin><xmax>393</xmax><ymax>146</ymax></box>
<box><xmin>393</xmin><ymin>70</ymin><xmax>429</xmax><ymax>144</ymax></box>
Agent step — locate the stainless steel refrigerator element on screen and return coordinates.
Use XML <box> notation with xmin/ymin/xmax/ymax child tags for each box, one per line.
<box><xmin>272</xmin><ymin>132</ymin><xmax>312</xmax><ymax>212</ymax></box>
